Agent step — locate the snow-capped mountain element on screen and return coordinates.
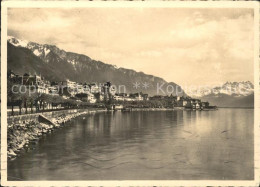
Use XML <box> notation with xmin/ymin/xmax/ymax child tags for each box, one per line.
<box><xmin>8</xmin><ymin>36</ymin><xmax>119</xmax><ymax>69</ymax></box>
<box><xmin>7</xmin><ymin>36</ymin><xmax>29</xmax><ymax>47</ymax></box>
<box><xmin>8</xmin><ymin>36</ymin><xmax>56</xmax><ymax>62</ymax></box>
<box><xmin>185</xmin><ymin>81</ymin><xmax>254</xmax><ymax>108</ymax></box>
<box><xmin>7</xmin><ymin>36</ymin><xmax>184</xmax><ymax>96</ymax></box>
<box><xmin>187</xmin><ymin>81</ymin><xmax>254</xmax><ymax>98</ymax></box>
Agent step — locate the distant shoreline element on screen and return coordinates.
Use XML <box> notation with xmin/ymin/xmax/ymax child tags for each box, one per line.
<box><xmin>218</xmin><ymin>107</ymin><xmax>254</xmax><ymax>109</ymax></box>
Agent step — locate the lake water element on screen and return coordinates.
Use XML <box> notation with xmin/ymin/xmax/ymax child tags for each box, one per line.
<box><xmin>8</xmin><ymin>109</ymin><xmax>254</xmax><ymax>180</ymax></box>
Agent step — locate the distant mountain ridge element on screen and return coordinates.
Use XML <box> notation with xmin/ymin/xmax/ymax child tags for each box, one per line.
<box><xmin>187</xmin><ymin>81</ymin><xmax>254</xmax><ymax>98</ymax></box>
<box><xmin>7</xmin><ymin>36</ymin><xmax>185</xmax><ymax>96</ymax></box>
<box><xmin>186</xmin><ymin>81</ymin><xmax>254</xmax><ymax>108</ymax></box>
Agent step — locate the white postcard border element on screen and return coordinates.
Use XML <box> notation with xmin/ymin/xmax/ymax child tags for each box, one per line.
<box><xmin>1</xmin><ymin>1</ymin><xmax>259</xmax><ymax>186</ymax></box>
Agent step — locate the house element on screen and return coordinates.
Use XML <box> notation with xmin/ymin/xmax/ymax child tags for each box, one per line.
<box><xmin>177</xmin><ymin>99</ymin><xmax>184</xmax><ymax>107</ymax></box>
<box><xmin>196</xmin><ymin>103</ymin><xmax>201</xmax><ymax>109</ymax></box>
<box><xmin>7</xmin><ymin>70</ymin><xmax>17</xmax><ymax>79</ymax></box>
<box><xmin>114</xmin><ymin>94</ymin><xmax>125</xmax><ymax>101</ymax></box>
<box><xmin>22</xmin><ymin>73</ymin><xmax>49</xmax><ymax>94</ymax></box>
<box><xmin>149</xmin><ymin>95</ymin><xmax>164</xmax><ymax>101</ymax></box>
<box><xmin>113</xmin><ymin>93</ymin><xmax>129</xmax><ymax>101</ymax></box>
<box><xmin>59</xmin><ymin>79</ymin><xmax>77</xmax><ymax>89</ymax></box>
<box><xmin>201</xmin><ymin>102</ymin><xmax>209</xmax><ymax>108</ymax></box>
<box><xmin>177</xmin><ymin>97</ymin><xmax>190</xmax><ymax>107</ymax></box>
<box><xmin>8</xmin><ymin>71</ymin><xmax>51</xmax><ymax>94</ymax></box>
<box><xmin>8</xmin><ymin>71</ymin><xmax>23</xmax><ymax>84</ymax></box>
<box><xmin>76</xmin><ymin>83</ymin><xmax>85</xmax><ymax>94</ymax></box>
<box><xmin>48</xmin><ymin>86</ymin><xmax>59</xmax><ymax>95</ymax></box>
<box><xmin>142</xmin><ymin>93</ymin><xmax>149</xmax><ymax>101</ymax></box>
<box><xmin>191</xmin><ymin>102</ymin><xmax>201</xmax><ymax>110</ymax></box>
<box><xmin>58</xmin><ymin>79</ymin><xmax>77</xmax><ymax>96</ymax></box>
<box><xmin>99</xmin><ymin>94</ymin><xmax>105</xmax><ymax>101</ymax></box>
<box><xmin>89</xmin><ymin>83</ymin><xmax>100</xmax><ymax>93</ymax></box>
<box><xmin>129</xmin><ymin>93</ymin><xmax>143</xmax><ymax>101</ymax></box>
<box><xmin>87</xmin><ymin>93</ymin><xmax>97</xmax><ymax>103</ymax></box>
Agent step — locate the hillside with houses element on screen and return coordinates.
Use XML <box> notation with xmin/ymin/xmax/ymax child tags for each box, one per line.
<box><xmin>7</xmin><ymin>70</ymin><xmax>216</xmax><ymax>116</ymax></box>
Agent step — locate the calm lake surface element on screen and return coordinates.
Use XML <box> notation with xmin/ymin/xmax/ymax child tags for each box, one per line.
<box><xmin>8</xmin><ymin>108</ymin><xmax>254</xmax><ymax>180</ymax></box>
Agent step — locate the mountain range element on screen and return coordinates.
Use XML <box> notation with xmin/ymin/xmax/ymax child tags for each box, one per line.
<box><xmin>7</xmin><ymin>36</ymin><xmax>254</xmax><ymax>107</ymax></box>
<box><xmin>7</xmin><ymin>36</ymin><xmax>184</xmax><ymax>96</ymax></box>
<box><xmin>186</xmin><ymin>81</ymin><xmax>254</xmax><ymax>108</ymax></box>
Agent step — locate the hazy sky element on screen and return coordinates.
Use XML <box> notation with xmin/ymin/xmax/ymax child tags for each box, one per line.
<box><xmin>8</xmin><ymin>8</ymin><xmax>254</xmax><ymax>87</ymax></box>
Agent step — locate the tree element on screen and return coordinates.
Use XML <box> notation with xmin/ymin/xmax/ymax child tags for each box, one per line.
<box><xmin>38</xmin><ymin>93</ymin><xmax>51</xmax><ymax>111</ymax></box>
<box><xmin>28</xmin><ymin>93</ymin><xmax>38</xmax><ymax>113</ymax></box>
<box><xmin>7</xmin><ymin>80</ymin><xmax>23</xmax><ymax>115</ymax></box>
<box><xmin>21</xmin><ymin>91</ymin><xmax>30</xmax><ymax>114</ymax></box>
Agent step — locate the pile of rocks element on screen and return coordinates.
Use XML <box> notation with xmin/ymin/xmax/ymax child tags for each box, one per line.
<box><xmin>7</xmin><ymin>120</ymin><xmax>53</xmax><ymax>158</ymax></box>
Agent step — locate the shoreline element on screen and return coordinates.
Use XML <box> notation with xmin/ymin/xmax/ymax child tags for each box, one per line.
<box><xmin>7</xmin><ymin>109</ymin><xmax>106</xmax><ymax>159</ymax></box>
<box><xmin>218</xmin><ymin>107</ymin><xmax>254</xmax><ymax>109</ymax></box>
<box><xmin>7</xmin><ymin>106</ymin><xmax>219</xmax><ymax>159</ymax></box>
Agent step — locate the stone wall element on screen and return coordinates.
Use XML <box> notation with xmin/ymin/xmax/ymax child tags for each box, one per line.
<box><xmin>7</xmin><ymin>109</ymin><xmax>93</xmax><ymax>124</ymax></box>
<box><xmin>7</xmin><ymin>108</ymin><xmax>106</xmax><ymax>158</ymax></box>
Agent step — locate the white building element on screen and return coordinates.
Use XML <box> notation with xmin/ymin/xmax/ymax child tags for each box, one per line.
<box><xmin>48</xmin><ymin>86</ymin><xmax>59</xmax><ymax>95</ymax></box>
<box><xmin>88</xmin><ymin>93</ymin><xmax>97</xmax><ymax>103</ymax></box>
<box><xmin>76</xmin><ymin>84</ymin><xmax>85</xmax><ymax>94</ymax></box>
<box><xmin>59</xmin><ymin>79</ymin><xmax>78</xmax><ymax>96</ymax></box>
<box><xmin>89</xmin><ymin>83</ymin><xmax>101</xmax><ymax>93</ymax></box>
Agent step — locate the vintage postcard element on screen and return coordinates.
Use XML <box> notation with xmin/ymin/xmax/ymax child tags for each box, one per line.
<box><xmin>1</xmin><ymin>1</ymin><xmax>259</xmax><ymax>186</ymax></box>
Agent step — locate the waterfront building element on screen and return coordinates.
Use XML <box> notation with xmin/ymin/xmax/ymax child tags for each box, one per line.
<box><xmin>201</xmin><ymin>102</ymin><xmax>210</xmax><ymax>108</ymax></box>
<box><xmin>196</xmin><ymin>103</ymin><xmax>201</xmax><ymax>109</ymax></box>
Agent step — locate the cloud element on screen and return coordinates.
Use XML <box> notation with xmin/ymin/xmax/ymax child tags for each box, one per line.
<box><xmin>7</xmin><ymin>8</ymin><xmax>254</xmax><ymax>86</ymax></box>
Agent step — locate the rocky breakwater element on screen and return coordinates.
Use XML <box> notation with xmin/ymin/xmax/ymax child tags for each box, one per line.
<box><xmin>7</xmin><ymin>109</ymin><xmax>103</xmax><ymax>159</ymax></box>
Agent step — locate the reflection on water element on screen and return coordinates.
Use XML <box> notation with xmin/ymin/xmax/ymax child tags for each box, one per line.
<box><xmin>8</xmin><ymin>109</ymin><xmax>254</xmax><ymax>180</ymax></box>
